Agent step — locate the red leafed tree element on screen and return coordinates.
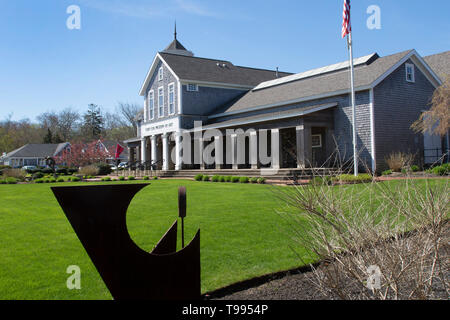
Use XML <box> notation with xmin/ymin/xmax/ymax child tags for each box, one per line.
<box><xmin>58</xmin><ymin>140</ymin><xmax>109</xmax><ymax>167</ymax></box>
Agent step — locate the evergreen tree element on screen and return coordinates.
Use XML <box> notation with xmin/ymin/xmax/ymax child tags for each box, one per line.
<box><xmin>43</xmin><ymin>128</ymin><xmax>53</xmax><ymax>144</ymax></box>
<box><xmin>82</xmin><ymin>104</ymin><xmax>104</xmax><ymax>140</ymax></box>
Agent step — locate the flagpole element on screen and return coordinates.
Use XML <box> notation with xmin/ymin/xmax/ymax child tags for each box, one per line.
<box><xmin>348</xmin><ymin>32</ymin><xmax>358</xmax><ymax>176</ymax></box>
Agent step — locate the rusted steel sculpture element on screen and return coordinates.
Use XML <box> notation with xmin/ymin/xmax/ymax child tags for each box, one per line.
<box><xmin>51</xmin><ymin>184</ymin><xmax>200</xmax><ymax>300</ymax></box>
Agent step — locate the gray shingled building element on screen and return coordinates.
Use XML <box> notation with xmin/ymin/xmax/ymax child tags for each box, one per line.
<box><xmin>2</xmin><ymin>143</ymin><xmax>70</xmax><ymax>168</ymax></box>
<box><xmin>125</xmin><ymin>33</ymin><xmax>448</xmax><ymax>174</ymax></box>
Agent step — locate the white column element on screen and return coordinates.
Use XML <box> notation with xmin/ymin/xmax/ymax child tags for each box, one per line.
<box><xmin>250</xmin><ymin>131</ymin><xmax>258</xmax><ymax>169</ymax></box>
<box><xmin>175</xmin><ymin>132</ymin><xmax>182</xmax><ymax>171</ymax></box>
<box><xmin>151</xmin><ymin>135</ymin><xmax>157</xmax><ymax>165</ymax></box>
<box><xmin>198</xmin><ymin>138</ymin><xmax>205</xmax><ymax>170</ymax></box>
<box><xmin>162</xmin><ymin>134</ymin><xmax>169</xmax><ymax>171</ymax></box>
<box><xmin>140</xmin><ymin>138</ymin><xmax>147</xmax><ymax>164</ymax></box>
<box><xmin>214</xmin><ymin>135</ymin><xmax>223</xmax><ymax>169</ymax></box>
<box><xmin>231</xmin><ymin>134</ymin><xmax>238</xmax><ymax>170</ymax></box>
<box><xmin>271</xmin><ymin>129</ymin><xmax>280</xmax><ymax>169</ymax></box>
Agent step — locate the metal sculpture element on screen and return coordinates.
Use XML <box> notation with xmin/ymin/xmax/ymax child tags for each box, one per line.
<box><xmin>51</xmin><ymin>184</ymin><xmax>200</xmax><ymax>300</ymax></box>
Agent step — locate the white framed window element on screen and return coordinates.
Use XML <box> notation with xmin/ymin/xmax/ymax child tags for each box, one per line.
<box><xmin>168</xmin><ymin>83</ymin><xmax>175</xmax><ymax>115</ymax></box>
<box><xmin>406</xmin><ymin>63</ymin><xmax>415</xmax><ymax>83</ymax></box>
<box><xmin>311</xmin><ymin>134</ymin><xmax>322</xmax><ymax>148</ymax></box>
<box><xmin>149</xmin><ymin>90</ymin><xmax>155</xmax><ymax>120</ymax></box>
<box><xmin>158</xmin><ymin>67</ymin><xmax>164</xmax><ymax>81</ymax></box>
<box><xmin>158</xmin><ymin>87</ymin><xmax>164</xmax><ymax>118</ymax></box>
<box><xmin>187</xmin><ymin>83</ymin><xmax>198</xmax><ymax>92</ymax></box>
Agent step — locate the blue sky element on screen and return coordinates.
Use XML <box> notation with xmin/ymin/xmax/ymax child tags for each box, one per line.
<box><xmin>1</xmin><ymin>0</ymin><xmax>449</xmax><ymax>122</ymax></box>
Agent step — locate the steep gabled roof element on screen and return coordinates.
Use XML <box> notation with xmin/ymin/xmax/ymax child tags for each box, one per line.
<box><xmin>159</xmin><ymin>52</ymin><xmax>292</xmax><ymax>87</ymax></box>
<box><xmin>210</xmin><ymin>49</ymin><xmax>442</xmax><ymax>117</ymax></box>
<box><xmin>424</xmin><ymin>51</ymin><xmax>450</xmax><ymax>78</ymax></box>
<box><xmin>5</xmin><ymin>143</ymin><xmax>70</xmax><ymax>158</ymax></box>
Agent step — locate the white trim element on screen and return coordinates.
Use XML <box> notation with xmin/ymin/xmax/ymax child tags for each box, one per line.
<box><xmin>186</xmin><ymin>83</ymin><xmax>199</xmax><ymax>92</ymax></box>
<box><xmin>254</xmin><ymin>53</ymin><xmax>378</xmax><ymax>91</ymax></box>
<box><xmin>311</xmin><ymin>134</ymin><xmax>322</xmax><ymax>148</ymax></box>
<box><xmin>139</xmin><ymin>53</ymin><xmax>180</xmax><ymax>96</ymax></box>
<box><xmin>369</xmin><ymin>88</ymin><xmax>376</xmax><ymax>173</ymax></box>
<box><xmin>180</xmin><ymin>80</ymin><xmax>253</xmax><ymax>90</ymax></box>
<box><xmin>209</xmin><ymin>50</ymin><xmax>443</xmax><ymax>120</ymax></box>
<box><xmin>149</xmin><ymin>90</ymin><xmax>155</xmax><ymax>120</ymax></box>
<box><xmin>208</xmin><ymin>87</ymin><xmax>370</xmax><ymax>120</ymax></box>
<box><xmin>178</xmin><ymin>81</ymin><xmax>183</xmax><ymax>115</ymax></box>
<box><xmin>158</xmin><ymin>66</ymin><xmax>164</xmax><ymax>81</ymax></box>
<box><xmin>168</xmin><ymin>82</ymin><xmax>176</xmax><ymax>115</ymax></box>
<box><xmin>158</xmin><ymin>86</ymin><xmax>164</xmax><ymax>118</ymax></box>
<box><xmin>405</xmin><ymin>63</ymin><xmax>415</xmax><ymax>83</ymax></box>
<box><xmin>198</xmin><ymin>103</ymin><xmax>337</xmax><ymax>131</ymax></box>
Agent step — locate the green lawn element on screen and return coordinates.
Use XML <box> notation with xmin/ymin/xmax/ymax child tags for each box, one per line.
<box><xmin>0</xmin><ymin>178</ymin><xmax>446</xmax><ymax>299</ymax></box>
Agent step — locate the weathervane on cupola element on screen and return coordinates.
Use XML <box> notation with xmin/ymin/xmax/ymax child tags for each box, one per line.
<box><xmin>162</xmin><ymin>21</ymin><xmax>194</xmax><ymax>57</ymax></box>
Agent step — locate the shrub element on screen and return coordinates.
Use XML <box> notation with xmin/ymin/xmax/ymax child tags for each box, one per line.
<box><xmin>34</xmin><ymin>178</ymin><xmax>44</xmax><ymax>184</ymax></box>
<box><xmin>0</xmin><ymin>180</ymin><xmax>6</xmax><ymax>184</ymax></box>
<box><xmin>194</xmin><ymin>174</ymin><xmax>204</xmax><ymax>181</ymax></box>
<box><xmin>95</xmin><ymin>162</ymin><xmax>112</xmax><ymax>176</ymax></box>
<box><xmin>0</xmin><ymin>165</ymin><xmax>11</xmax><ymax>170</ymax></box>
<box><xmin>410</xmin><ymin>165</ymin><xmax>420</xmax><ymax>172</ymax></box>
<box><xmin>336</xmin><ymin>174</ymin><xmax>373</xmax><ymax>183</ymax></box>
<box><xmin>56</xmin><ymin>168</ymin><xmax>68</xmax><ymax>175</ymax></box>
<box><xmin>219</xmin><ymin>176</ymin><xmax>226</xmax><ymax>183</ymax></box>
<box><xmin>118</xmin><ymin>176</ymin><xmax>125</xmax><ymax>181</ymax></box>
<box><xmin>385</xmin><ymin>152</ymin><xmax>414</xmax><ymax>172</ymax></box>
<box><xmin>43</xmin><ymin>179</ymin><xmax>50</xmax><ymax>183</ymax></box>
<box><xmin>153</xmin><ymin>176</ymin><xmax>158</xmax><ymax>180</ymax></box>
<box><xmin>231</xmin><ymin>176</ymin><xmax>240</xmax><ymax>183</ymax></box>
<box><xmin>32</xmin><ymin>172</ymin><xmax>44</xmax><ymax>180</ymax></box>
<box><xmin>128</xmin><ymin>176</ymin><xmax>135</xmax><ymax>181</ymax></box>
<box><xmin>309</xmin><ymin>176</ymin><xmax>332</xmax><ymax>186</ymax></box>
<box><xmin>101</xmin><ymin>177</ymin><xmax>112</xmax><ymax>182</ymax></box>
<box><xmin>6</xmin><ymin>177</ymin><xmax>18</xmax><ymax>184</ymax></box>
<box><xmin>67</xmin><ymin>168</ymin><xmax>78</xmax><ymax>175</ymax></box>
<box><xmin>381</xmin><ymin>169</ymin><xmax>392</xmax><ymax>176</ymax></box>
<box><xmin>431</xmin><ymin>164</ymin><xmax>450</xmax><ymax>176</ymax></box>
<box><xmin>2</xmin><ymin>169</ymin><xmax>25</xmax><ymax>181</ymax></box>
<box><xmin>79</xmin><ymin>165</ymin><xmax>99</xmax><ymax>177</ymax></box>
<box><xmin>211</xmin><ymin>175</ymin><xmax>220</xmax><ymax>182</ymax></box>
<box><xmin>258</xmin><ymin>177</ymin><xmax>266</xmax><ymax>184</ymax></box>
<box><xmin>250</xmin><ymin>177</ymin><xmax>259</xmax><ymax>184</ymax></box>
<box><xmin>48</xmin><ymin>178</ymin><xmax>57</xmax><ymax>183</ymax></box>
<box><xmin>143</xmin><ymin>176</ymin><xmax>150</xmax><ymax>180</ymax></box>
<box><xmin>239</xmin><ymin>176</ymin><xmax>249</xmax><ymax>184</ymax></box>
<box><xmin>202</xmin><ymin>175</ymin><xmax>210</xmax><ymax>182</ymax></box>
<box><xmin>277</xmin><ymin>175</ymin><xmax>449</xmax><ymax>300</ymax></box>
<box><xmin>41</xmin><ymin>168</ymin><xmax>54</xmax><ymax>174</ymax></box>
<box><xmin>57</xmin><ymin>177</ymin><xmax>65</xmax><ymax>183</ymax></box>
<box><xmin>70</xmin><ymin>176</ymin><xmax>81</xmax><ymax>182</ymax></box>
<box><xmin>225</xmin><ymin>176</ymin><xmax>232</xmax><ymax>183</ymax></box>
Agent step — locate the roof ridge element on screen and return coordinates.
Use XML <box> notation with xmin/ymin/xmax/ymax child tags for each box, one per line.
<box><xmin>159</xmin><ymin>51</ymin><xmax>232</xmax><ymax>64</ymax></box>
<box><xmin>235</xmin><ymin>65</ymin><xmax>293</xmax><ymax>74</ymax></box>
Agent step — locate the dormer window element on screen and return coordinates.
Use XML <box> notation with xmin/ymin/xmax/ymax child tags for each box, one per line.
<box><xmin>158</xmin><ymin>67</ymin><xmax>164</xmax><ymax>81</ymax></box>
<box><xmin>187</xmin><ymin>84</ymin><xmax>198</xmax><ymax>92</ymax></box>
<box><xmin>406</xmin><ymin>63</ymin><xmax>415</xmax><ymax>83</ymax></box>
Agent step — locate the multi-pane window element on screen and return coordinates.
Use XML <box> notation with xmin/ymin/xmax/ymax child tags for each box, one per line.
<box><xmin>168</xmin><ymin>83</ymin><xmax>175</xmax><ymax>115</ymax></box>
<box><xmin>158</xmin><ymin>87</ymin><xmax>164</xmax><ymax>117</ymax></box>
<box><xmin>149</xmin><ymin>90</ymin><xmax>154</xmax><ymax>120</ymax></box>
<box><xmin>406</xmin><ymin>63</ymin><xmax>415</xmax><ymax>83</ymax></box>
<box><xmin>187</xmin><ymin>83</ymin><xmax>198</xmax><ymax>92</ymax></box>
<box><xmin>158</xmin><ymin>67</ymin><xmax>164</xmax><ymax>81</ymax></box>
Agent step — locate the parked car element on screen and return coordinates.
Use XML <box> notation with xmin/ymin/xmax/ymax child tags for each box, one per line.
<box><xmin>22</xmin><ymin>165</ymin><xmax>37</xmax><ymax>171</ymax></box>
<box><xmin>118</xmin><ymin>162</ymin><xmax>129</xmax><ymax>169</ymax></box>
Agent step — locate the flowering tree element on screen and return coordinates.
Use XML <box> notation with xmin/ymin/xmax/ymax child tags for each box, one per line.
<box><xmin>58</xmin><ymin>140</ymin><xmax>109</xmax><ymax>167</ymax></box>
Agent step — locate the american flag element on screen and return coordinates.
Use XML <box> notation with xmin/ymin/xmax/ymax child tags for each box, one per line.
<box><xmin>342</xmin><ymin>0</ymin><xmax>351</xmax><ymax>38</ymax></box>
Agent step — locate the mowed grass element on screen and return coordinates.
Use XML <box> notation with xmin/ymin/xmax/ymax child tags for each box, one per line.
<box><xmin>0</xmin><ymin>178</ymin><xmax>446</xmax><ymax>299</ymax></box>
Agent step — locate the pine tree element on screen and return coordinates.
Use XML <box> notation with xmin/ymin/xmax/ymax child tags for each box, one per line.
<box><xmin>82</xmin><ymin>104</ymin><xmax>104</xmax><ymax>140</ymax></box>
<box><xmin>43</xmin><ymin>128</ymin><xmax>53</xmax><ymax>144</ymax></box>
